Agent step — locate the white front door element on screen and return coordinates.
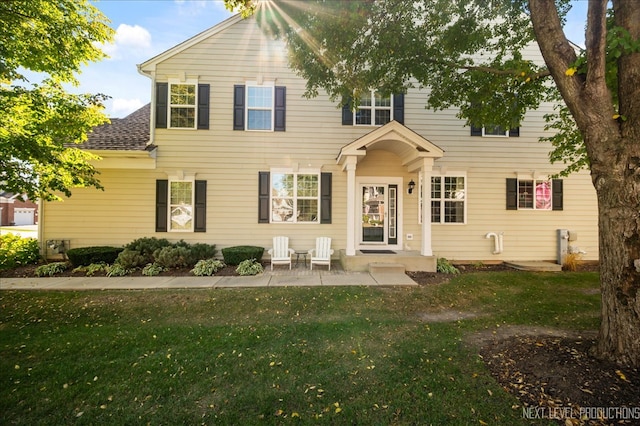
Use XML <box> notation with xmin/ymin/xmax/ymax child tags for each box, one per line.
<box><xmin>358</xmin><ymin>180</ymin><xmax>399</xmax><ymax>248</ymax></box>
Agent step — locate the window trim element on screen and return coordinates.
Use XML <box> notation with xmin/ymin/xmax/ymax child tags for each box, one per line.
<box><xmin>270</xmin><ymin>169</ymin><xmax>321</xmax><ymax>224</ymax></box>
<box><xmin>245</xmin><ymin>81</ymin><xmax>275</xmax><ymax>131</ymax></box>
<box><xmin>482</xmin><ymin>125</ymin><xmax>509</xmax><ymax>137</ymax></box>
<box><xmin>168</xmin><ymin>179</ymin><xmax>195</xmax><ymax>232</ymax></box>
<box><xmin>419</xmin><ymin>172</ymin><xmax>467</xmax><ymax>225</ymax></box>
<box><xmin>354</xmin><ymin>90</ymin><xmax>394</xmax><ymax>126</ymax></box>
<box><xmin>515</xmin><ymin>177</ymin><xmax>553</xmax><ymax>211</ymax></box>
<box><xmin>167</xmin><ymin>79</ymin><xmax>198</xmax><ymax>130</ymax></box>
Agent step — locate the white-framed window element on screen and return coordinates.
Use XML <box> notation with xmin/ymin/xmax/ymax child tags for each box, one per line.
<box><xmin>168</xmin><ymin>80</ymin><xmax>197</xmax><ymax>129</ymax></box>
<box><xmin>246</xmin><ymin>82</ymin><xmax>274</xmax><ymax>131</ymax></box>
<box><xmin>419</xmin><ymin>173</ymin><xmax>467</xmax><ymax>224</ymax></box>
<box><xmin>355</xmin><ymin>91</ymin><xmax>393</xmax><ymax>126</ymax></box>
<box><xmin>482</xmin><ymin>125</ymin><xmax>508</xmax><ymax>137</ymax></box>
<box><xmin>169</xmin><ymin>180</ymin><xmax>194</xmax><ymax>231</ymax></box>
<box><xmin>271</xmin><ymin>172</ymin><xmax>319</xmax><ymax>223</ymax></box>
<box><xmin>518</xmin><ymin>179</ymin><xmax>552</xmax><ymax>210</ymax></box>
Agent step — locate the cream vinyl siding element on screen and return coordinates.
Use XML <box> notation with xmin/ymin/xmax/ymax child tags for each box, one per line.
<box><xmin>42</xmin><ymin>15</ymin><xmax>599</xmax><ymax>262</ymax></box>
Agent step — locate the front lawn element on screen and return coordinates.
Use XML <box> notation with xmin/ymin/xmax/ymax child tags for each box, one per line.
<box><xmin>1</xmin><ymin>271</ymin><xmax>601</xmax><ymax>424</ymax></box>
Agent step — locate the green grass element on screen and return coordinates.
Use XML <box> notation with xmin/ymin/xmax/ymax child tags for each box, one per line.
<box><xmin>0</xmin><ymin>271</ymin><xmax>599</xmax><ymax>425</ymax></box>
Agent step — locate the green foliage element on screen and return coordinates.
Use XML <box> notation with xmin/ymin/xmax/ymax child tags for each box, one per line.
<box><xmin>191</xmin><ymin>259</ymin><xmax>226</xmax><ymax>276</ymax></box>
<box><xmin>124</xmin><ymin>238</ymin><xmax>173</xmax><ymax>263</ymax></box>
<box><xmin>0</xmin><ymin>0</ymin><xmax>113</xmax><ymax>201</ymax></box>
<box><xmin>35</xmin><ymin>262</ymin><xmax>68</xmax><ymax>277</ymax></box>
<box><xmin>0</xmin><ymin>234</ymin><xmax>41</xmax><ymax>270</ymax></box>
<box><xmin>142</xmin><ymin>263</ymin><xmax>164</xmax><ymax>277</ymax></box>
<box><xmin>235</xmin><ymin>258</ymin><xmax>264</xmax><ymax>276</ymax></box>
<box><xmin>153</xmin><ymin>246</ymin><xmax>191</xmax><ymax>269</ymax></box>
<box><xmin>114</xmin><ymin>249</ymin><xmax>147</xmax><ymax>270</ymax></box>
<box><xmin>66</xmin><ymin>246</ymin><xmax>124</xmax><ymax>267</ymax></box>
<box><xmin>221</xmin><ymin>246</ymin><xmax>264</xmax><ymax>266</ymax></box>
<box><xmin>106</xmin><ymin>263</ymin><xmax>128</xmax><ymax>277</ymax></box>
<box><xmin>437</xmin><ymin>258</ymin><xmax>460</xmax><ymax>275</ymax></box>
<box><xmin>186</xmin><ymin>243</ymin><xmax>217</xmax><ymax>266</ymax></box>
<box><xmin>72</xmin><ymin>262</ymin><xmax>108</xmax><ymax>276</ymax></box>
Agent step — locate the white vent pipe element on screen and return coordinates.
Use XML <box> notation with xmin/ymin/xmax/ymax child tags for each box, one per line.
<box><xmin>485</xmin><ymin>232</ymin><xmax>504</xmax><ymax>254</ymax></box>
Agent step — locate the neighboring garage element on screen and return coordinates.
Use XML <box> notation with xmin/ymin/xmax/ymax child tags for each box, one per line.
<box><xmin>13</xmin><ymin>208</ymin><xmax>36</xmax><ymax>226</ymax></box>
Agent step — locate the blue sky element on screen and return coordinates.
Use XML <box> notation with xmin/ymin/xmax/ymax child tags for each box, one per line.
<box><xmin>79</xmin><ymin>0</ymin><xmax>588</xmax><ymax>118</ymax></box>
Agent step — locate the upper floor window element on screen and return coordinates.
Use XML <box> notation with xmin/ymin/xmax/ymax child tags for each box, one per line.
<box><xmin>342</xmin><ymin>92</ymin><xmax>404</xmax><ymax>126</ymax></box>
<box><xmin>247</xmin><ymin>84</ymin><xmax>274</xmax><ymax>130</ymax></box>
<box><xmin>471</xmin><ymin>124</ymin><xmax>519</xmax><ymax>137</ymax></box>
<box><xmin>234</xmin><ymin>84</ymin><xmax>286</xmax><ymax>131</ymax></box>
<box><xmin>355</xmin><ymin>91</ymin><xmax>393</xmax><ymax>126</ymax></box>
<box><xmin>169</xmin><ymin>82</ymin><xmax>197</xmax><ymax>129</ymax></box>
<box><xmin>155</xmin><ymin>81</ymin><xmax>209</xmax><ymax>130</ymax></box>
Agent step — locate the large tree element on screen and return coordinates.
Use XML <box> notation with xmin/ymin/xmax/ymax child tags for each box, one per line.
<box><xmin>227</xmin><ymin>0</ymin><xmax>640</xmax><ymax>366</ymax></box>
<box><xmin>0</xmin><ymin>0</ymin><xmax>114</xmax><ymax>201</ymax></box>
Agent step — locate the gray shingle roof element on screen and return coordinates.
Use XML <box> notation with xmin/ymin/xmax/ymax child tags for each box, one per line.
<box><xmin>80</xmin><ymin>104</ymin><xmax>152</xmax><ymax>151</ymax></box>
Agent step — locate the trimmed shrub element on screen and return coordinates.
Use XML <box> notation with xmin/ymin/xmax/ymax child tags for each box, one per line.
<box><xmin>114</xmin><ymin>249</ymin><xmax>147</xmax><ymax>270</ymax></box>
<box><xmin>235</xmin><ymin>258</ymin><xmax>263</xmax><ymax>276</ymax></box>
<box><xmin>153</xmin><ymin>246</ymin><xmax>191</xmax><ymax>269</ymax></box>
<box><xmin>221</xmin><ymin>246</ymin><xmax>264</xmax><ymax>266</ymax></box>
<box><xmin>0</xmin><ymin>234</ymin><xmax>41</xmax><ymax>270</ymax></box>
<box><xmin>124</xmin><ymin>237</ymin><xmax>172</xmax><ymax>263</ymax></box>
<box><xmin>66</xmin><ymin>246</ymin><xmax>124</xmax><ymax>267</ymax></box>
<box><xmin>191</xmin><ymin>259</ymin><xmax>225</xmax><ymax>276</ymax></box>
<box><xmin>186</xmin><ymin>243</ymin><xmax>217</xmax><ymax>266</ymax></box>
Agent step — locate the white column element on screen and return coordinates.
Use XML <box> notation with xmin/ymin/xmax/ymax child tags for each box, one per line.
<box><xmin>420</xmin><ymin>159</ymin><xmax>434</xmax><ymax>256</ymax></box>
<box><xmin>345</xmin><ymin>158</ymin><xmax>357</xmax><ymax>256</ymax></box>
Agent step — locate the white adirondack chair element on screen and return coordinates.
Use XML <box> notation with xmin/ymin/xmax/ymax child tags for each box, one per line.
<box><xmin>268</xmin><ymin>236</ymin><xmax>295</xmax><ymax>270</ymax></box>
<box><xmin>309</xmin><ymin>237</ymin><xmax>334</xmax><ymax>270</ymax></box>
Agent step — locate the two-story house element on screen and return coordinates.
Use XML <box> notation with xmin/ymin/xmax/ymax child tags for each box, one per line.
<box><xmin>39</xmin><ymin>13</ymin><xmax>598</xmax><ymax>271</ymax></box>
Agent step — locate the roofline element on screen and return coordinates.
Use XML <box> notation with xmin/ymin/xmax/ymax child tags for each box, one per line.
<box><xmin>137</xmin><ymin>13</ymin><xmax>244</xmax><ymax>77</ymax></box>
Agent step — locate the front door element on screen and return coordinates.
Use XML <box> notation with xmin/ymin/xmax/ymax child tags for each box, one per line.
<box><xmin>360</xmin><ymin>183</ymin><xmax>398</xmax><ymax>246</ymax></box>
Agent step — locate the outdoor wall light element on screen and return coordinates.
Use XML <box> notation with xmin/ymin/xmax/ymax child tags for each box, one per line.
<box><xmin>408</xmin><ymin>179</ymin><xmax>416</xmax><ymax>194</ymax></box>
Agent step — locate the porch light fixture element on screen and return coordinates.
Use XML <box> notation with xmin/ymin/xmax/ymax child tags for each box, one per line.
<box><xmin>408</xmin><ymin>179</ymin><xmax>416</xmax><ymax>194</ymax></box>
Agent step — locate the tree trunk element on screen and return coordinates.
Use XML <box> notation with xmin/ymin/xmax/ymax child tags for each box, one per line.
<box><xmin>530</xmin><ymin>0</ymin><xmax>640</xmax><ymax>366</ymax></box>
<box><xmin>592</xmin><ymin>147</ymin><xmax>640</xmax><ymax>367</ymax></box>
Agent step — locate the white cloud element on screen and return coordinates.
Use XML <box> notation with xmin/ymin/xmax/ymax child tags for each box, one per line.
<box><xmin>102</xmin><ymin>24</ymin><xmax>152</xmax><ymax>60</ymax></box>
<box><xmin>111</xmin><ymin>98</ymin><xmax>145</xmax><ymax>117</ymax></box>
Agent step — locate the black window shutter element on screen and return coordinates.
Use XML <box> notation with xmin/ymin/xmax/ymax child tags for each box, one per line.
<box><xmin>155</xmin><ymin>83</ymin><xmax>168</xmax><ymax>129</ymax></box>
<box><xmin>258</xmin><ymin>172</ymin><xmax>270</xmax><ymax>223</ymax></box>
<box><xmin>509</xmin><ymin>127</ymin><xmax>520</xmax><ymax>137</ymax></box>
<box><xmin>233</xmin><ymin>85</ymin><xmax>245</xmax><ymax>130</ymax></box>
<box><xmin>320</xmin><ymin>172</ymin><xmax>332</xmax><ymax>224</ymax></box>
<box><xmin>393</xmin><ymin>94</ymin><xmax>404</xmax><ymax>124</ymax></box>
<box><xmin>194</xmin><ymin>180</ymin><xmax>207</xmax><ymax>232</ymax></box>
<box><xmin>274</xmin><ymin>86</ymin><xmax>286</xmax><ymax>131</ymax></box>
<box><xmin>506</xmin><ymin>178</ymin><xmax>518</xmax><ymax>210</ymax></box>
<box><xmin>156</xmin><ymin>180</ymin><xmax>168</xmax><ymax>232</ymax></box>
<box><xmin>197</xmin><ymin>84</ymin><xmax>210</xmax><ymax>130</ymax></box>
<box><xmin>470</xmin><ymin>125</ymin><xmax>482</xmax><ymax>136</ymax></box>
<box><xmin>552</xmin><ymin>179</ymin><xmax>563</xmax><ymax>211</ymax></box>
<box><xmin>342</xmin><ymin>98</ymin><xmax>353</xmax><ymax>125</ymax></box>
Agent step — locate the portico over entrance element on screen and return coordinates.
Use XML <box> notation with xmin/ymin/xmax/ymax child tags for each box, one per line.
<box><xmin>337</xmin><ymin>121</ymin><xmax>444</xmax><ymax>257</ymax></box>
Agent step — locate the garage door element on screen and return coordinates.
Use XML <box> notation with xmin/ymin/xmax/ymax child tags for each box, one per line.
<box><xmin>14</xmin><ymin>208</ymin><xmax>35</xmax><ymax>226</ymax></box>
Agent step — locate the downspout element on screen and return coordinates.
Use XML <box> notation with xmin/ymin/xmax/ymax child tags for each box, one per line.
<box><xmin>38</xmin><ymin>198</ymin><xmax>45</xmax><ymax>257</ymax></box>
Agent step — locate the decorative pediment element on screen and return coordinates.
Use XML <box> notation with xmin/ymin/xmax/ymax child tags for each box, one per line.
<box><xmin>337</xmin><ymin>121</ymin><xmax>444</xmax><ymax>169</ymax></box>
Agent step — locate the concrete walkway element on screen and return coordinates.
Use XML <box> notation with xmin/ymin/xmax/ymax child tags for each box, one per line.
<box><xmin>0</xmin><ymin>269</ymin><xmax>417</xmax><ymax>290</ymax></box>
